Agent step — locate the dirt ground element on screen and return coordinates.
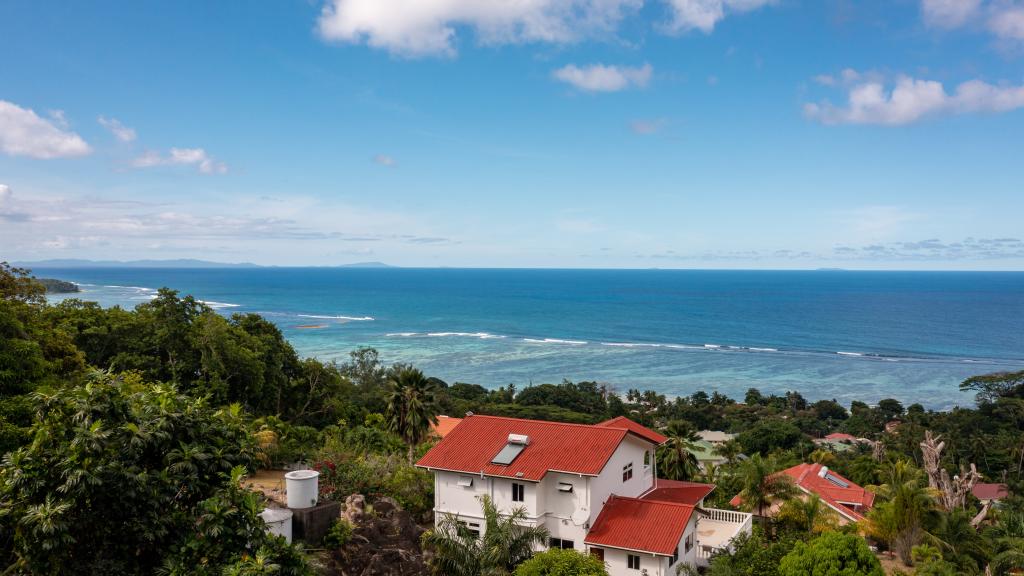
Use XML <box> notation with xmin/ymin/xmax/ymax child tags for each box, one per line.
<box><xmin>242</xmin><ymin>469</ymin><xmax>288</xmax><ymax>506</ymax></box>
<box><xmin>876</xmin><ymin>551</ymin><xmax>909</xmax><ymax>575</ymax></box>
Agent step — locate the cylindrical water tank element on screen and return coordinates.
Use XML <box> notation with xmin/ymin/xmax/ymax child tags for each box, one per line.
<box><xmin>260</xmin><ymin>508</ymin><xmax>294</xmax><ymax>543</ymax></box>
<box><xmin>285</xmin><ymin>469</ymin><xmax>320</xmax><ymax>509</ymax></box>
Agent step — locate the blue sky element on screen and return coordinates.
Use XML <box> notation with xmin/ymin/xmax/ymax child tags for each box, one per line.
<box><xmin>2</xmin><ymin>0</ymin><xmax>1023</xmax><ymax>269</ymax></box>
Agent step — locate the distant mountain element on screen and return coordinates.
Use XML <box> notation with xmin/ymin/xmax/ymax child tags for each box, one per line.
<box><xmin>15</xmin><ymin>258</ymin><xmax>261</xmax><ymax>269</ymax></box>
<box><xmin>337</xmin><ymin>261</ymin><xmax>395</xmax><ymax>268</ymax></box>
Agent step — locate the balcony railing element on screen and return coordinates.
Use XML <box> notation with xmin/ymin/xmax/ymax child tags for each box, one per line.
<box><xmin>694</xmin><ymin>508</ymin><xmax>753</xmax><ymax>567</ymax></box>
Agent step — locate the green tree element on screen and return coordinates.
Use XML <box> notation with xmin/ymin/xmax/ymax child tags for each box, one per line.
<box><xmin>385</xmin><ymin>366</ymin><xmax>441</xmax><ymax>464</ymax></box>
<box><xmin>0</xmin><ymin>371</ymin><xmax>309</xmax><ymax>575</ymax></box>
<box><xmin>735</xmin><ymin>454</ymin><xmax>797</xmax><ymax>520</ymax></box>
<box><xmin>931</xmin><ymin>508</ymin><xmax>989</xmax><ymax>573</ymax></box>
<box><xmin>777</xmin><ymin>494</ymin><xmax>839</xmax><ymax>534</ymax></box>
<box><xmin>657</xmin><ymin>420</ymin><xmax>702</xmax><ymax>481</ymax></box>
<box><xmin>738</xmin><ymin>420</ymin><xmax>805</xmax><ymax>455</ymax></box>
<box><xmin>961</xmin><ymin>370</ymin><xmax>1024</xmax><ymax>405</ymax></box>
<box><xmin>703</xmin><ymin>529</ymin><xmax>800</xmax><ymax>576</ymax></box>
<box><xmin>513</xmin><ymin>548</ymin><xmax>608</xmax><ymax>576</ymax></box>
<box><xmin>863</xmin><ymin>460</ymin><xmax>938</xmax><ymax>566</ymax></box>
<box><xmin>779</xmin><ymin>532</ymin><xmax>885</xmax><ymax>576</ymax></box>
<box><xmin>423</xmin><ymin>495</ymin><xmax>549</xmax><ymax>576</ymax></box>
<box><xmin>986</xmin><ymin>511</ymin><xmax>1024</xmax><ymax>575</ymax></box>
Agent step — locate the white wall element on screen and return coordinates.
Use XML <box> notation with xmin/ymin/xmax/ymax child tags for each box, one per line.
<box><xmin>589</xmin><ymin>435</ymin><xmax>656</xmax><ymax>526</ymax></box>
<box><xmin>587</xmin><ymin>512</ymin><xmax>699</xmax><ymax>576</ymax></box>
<box><xmin>538</xmin><ymin>472</ymin><xmax>589</xmax><ymax>547</ymax></box>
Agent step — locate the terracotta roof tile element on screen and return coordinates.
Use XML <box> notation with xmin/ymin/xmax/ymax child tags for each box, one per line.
<box><xmin>585</xmin><ymin>495</ymin><xmax>695</xmax><ymax>556</ymax></box>
<box><xmin>430</xmin><ymin>416</ymin><xmax>463</xmax><ymax>438</ymax></box>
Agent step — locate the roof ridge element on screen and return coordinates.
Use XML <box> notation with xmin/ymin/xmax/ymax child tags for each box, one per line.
<box><xmin>610</xmin><ymin>494</ymin><xmax>696</xmax><ymax>510</ymax></box>
<box><xmin>467</xmin><ymin>414</ymin><xmax>628</xmax><ymax>431</ymax></box>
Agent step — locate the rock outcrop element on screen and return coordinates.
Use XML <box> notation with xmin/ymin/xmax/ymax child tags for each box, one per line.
<box><xmin>325</xmin><ymin>494</ymin><xmax>430</xmax><ymax>576</ymax></box>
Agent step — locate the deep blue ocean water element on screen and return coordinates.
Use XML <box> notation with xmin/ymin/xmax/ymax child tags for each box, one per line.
<box><xmin>36</xmin><ymin>267</ymin><xmax>1024</xmax><ymax>409</ymax></box>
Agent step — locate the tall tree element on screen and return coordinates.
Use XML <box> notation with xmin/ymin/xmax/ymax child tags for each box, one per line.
<box><xmin>385</xmin><ymin>366</ymin><xmax>440</xmax><ymax>464</ymax></box>
<box><xmin>864</xmin><ymin>459</ymin><xmax>938</xmax><ymax>566</ymax></box>
<box><xmin>657</xmin><ymin>420</ymin><xmax>702</xmax><ymax>481</ymax></box>
<box><xmin>735</xmin><ymin>454</ymin><xmax>797</xmax><ymax>520</ymax></box>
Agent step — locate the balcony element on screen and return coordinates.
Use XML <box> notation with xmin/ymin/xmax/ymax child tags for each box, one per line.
<box><xmin>694</xmin><ymin>508</ymin><xmax>753</xmax><ymax>567</ymax></box>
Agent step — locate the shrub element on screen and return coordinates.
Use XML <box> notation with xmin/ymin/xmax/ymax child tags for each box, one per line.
<box><xmin>779</xmin><ymin>532</ymin><xmax>884</xmax><ymax>576</ymax></box>
<box><xmin>513</xmin><ymin>548</ymin><xmax>609</xmax><ymax>576</ymax></box>
<box><xmin>323</xmin><ymin>518</ymin><xmax>354</xmax><ymax>549</ymax></box>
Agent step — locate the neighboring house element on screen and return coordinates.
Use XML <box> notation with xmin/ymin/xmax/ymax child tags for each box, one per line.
<box><xmin>813</xmin><ymin>433</ymin><xmax>871</xmax><ymax>454</ymax></box>
<box><xmin>730</xmin><ymin>463</ymin><xmax>874</xmax><ymax>524</ymax></box>
<box><xmin>429</xmin><ymin>415</ymin><xmax>463</xmax><ymax>439</ymax></box>
<box><xmin>416</xmin><ymin>414</ymin><xmax>752</xmax><ymax>574</ymax></box>
<box><xmin>690</xmin><ymin>439</ymin><xmax>728</xmax><ymax>470</ymax></box>
<box><xmin>973</xmin><ymin>483</ymin><xmax>1010</xmax><ymax>505</ymax></box>
<box><xmin>698</xmin><ymin>430</ymin><xmax>735</xmax><ymax>445</ymax></box>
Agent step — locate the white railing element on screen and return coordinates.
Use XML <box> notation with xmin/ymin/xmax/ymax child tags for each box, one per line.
<box><xmin>703</xmin><ymin>508</ymin><xmax>751</xmax><ymax>524</ymax></box>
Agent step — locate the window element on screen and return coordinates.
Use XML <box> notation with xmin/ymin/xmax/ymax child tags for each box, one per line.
<box><xmin>622</xmin><ymin>462</ymin><xmax>633</xmax><ymax>483</ymax></box>
<box><xmin>512</xmin><ymin>482</ymin><xmax>525</xmax><ymax>502</ymax></box>
<box><xmin>670</xmin><ymin>546</ymin><xmax>679</xmax><ymax>566</ymax></box>
<box><xmin>643</xmin><ymin>450</ymin><xmax>651</xmax><ymax>468</ymax></box>
<box><xmin>684</xmin><ymin>532</ymin><xmax>694</xmax><ymax>553</ymax></box>
<box><xmin>459</xmin><ymin>521</ymin><xmax>480</xmax><ymax>538</ymax></box>
<box><xmin>457</xmin><ymin>476</ymin><xmax>473</xmax><ymax>487</ymax></box>
<box><xmin>627</xmin><ymin>554</ymin><xmax>640</xmax><ymax>570</ymax></box>
<box><xmin>549</xmin><ymin>537</ymin><xmax>575</xmax><ymax>549</ymax></box>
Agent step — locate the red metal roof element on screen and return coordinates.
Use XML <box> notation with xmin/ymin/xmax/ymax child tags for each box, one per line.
<box><xmin>430</xmin><ymin>415</ymin><xmax>463</xmax><ymax>438</ymax></box>
<box><xmin>416</xmin><ymin>414</ymin><xmax>643</xmax><ymax>481</ymax></box>
<box><xmin>729</xmin><ymin>463</ymin><xmax>873</xmax><ymax>522</ymax></box>
<box><xmin>973</xmin><ymin>483</ymin><xmax>1009</xmax><ymax>501</ymax></box>
<box><xmin>585</xmin><ymin>495</ymin><xmax>696</xmax><ymax>556</ymax></box>
<box><xmin>643</xmin><ymin>479</ymin><xmax>715</xmax><ymax>506</ymax></box>
<box><xmin>596</xmin><ymin>416</ymin><xmax>667</xmax><ymax>445</ymax></box>
<box><xmin>824</xmin><ymin>433</ymin><xmax>857</xmax><ymax>442</ymax></box>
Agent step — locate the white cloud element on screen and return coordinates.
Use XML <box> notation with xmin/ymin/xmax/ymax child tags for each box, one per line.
<box><xmin>317</xmin><ymin>0</ymin><xmax>643</xmax><ymax>57</ymax></box>
<box><xmin>553</xmin><ymin>63</ymin><xmax>652</xmax><ymax>92</ymax></box>
<box><xmin>0</xmin><ymin>184</ymin><xmax>10</xmax><ymax>203</ymax></box>
<box><xmin>0</xmin><ymin>100</ymin><xmax>91</xmax><ymax>159</ymax></box>
<box><xmin>989</xmin><ymin>4</ymin><xmax>1024</xmax><ymax>40</ymax></box>
<box><xmin>132</xmin><ymin>148</ymin><xmax>228</xmax><ymax>174</ymax></box>
<box><xmin>921</xmin><ymin>0</ymin><xmax>982</xmax><ymax>28</ymax></box>
<box><xmin>662</xmin><ymin>0</ymin><xmax>776</xmax><ymax>34</ymax></box>
<box><xmin>373</xmin><ymin>154</ymin><xmax>397</xmax><ymax>166</ymax></box>
<box><xmin>805</xmin><ymin>73</ymin><xmax>1024</xmax><ymax>125</ymax></box>
<box><xmin>97</xmin><ymin>116</ymin><xmax>137</xmax><ymax>142</ymax></box>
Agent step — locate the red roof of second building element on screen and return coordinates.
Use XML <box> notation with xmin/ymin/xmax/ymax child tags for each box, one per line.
<box><xmin>596</xmin><ymin>416</ymin><xmax>668</xmax><ymax>445</ymax></box>
<box><xmin>973</xmin><ymin>483</ymin><xmax>1009</xmax><ymax>501</ymax></box>
<box><xmin>416</xmin><ymin>414</ymin><xmax>651</xmax><ymax>481</ymax></box>
<box><xmin>585</xmin><ymin>495</ymin><xmax>696</xmax><ymax>556</ymax></box>
<box><xmin>824</xmin><ymin>432</ymin><xmax>857</xmax><ymax>442</ymax></box>
<box><xmin>729</xmin><ymin>463</ymin><xmax>874</xmax><ymax>521</ymax></box>
<box><xmin>643</xmin><ymin>479</ymin><xmax>716</xmax><ymax>506</ymax></box>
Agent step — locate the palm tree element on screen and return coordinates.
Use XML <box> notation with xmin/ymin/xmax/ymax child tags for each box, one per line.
<box><xmin>735</xmin><ymin>454</ymin><xmax>796</xmax><ymax>521</ymax></box>
<box><xmin>986</xmin><ymin>511</ymin><xmax>1024</xmax><ymax>575</ymax></box>
<box><xmin>384</xmin><ymin>367</ymin><xmax>440</xmax><ymax>464</ymax></box>
<box><xmin>713</xmin><ymin>438</ymin><xmax>743</xmax><ymax>465</ymax></box>
<box><xmin>866</xmin><ymin>459</ymin><xmax>939</xmax><ymax>566</ymax></box>
<box><xmin>423</xmin><ymin>495</ymin><xmax>549</xmax><ymax>576</ymax></box>
<box><xmin>657</xmin><ymin>421</ymin><xmax>702</xmax><ymax>481</ymax></box>
<box><xmin>779</xmin><ymin>493</ymin><xmax>838</xmax><ymax>534</ymax></box>
<box><xmin>932</xmin><ymin>508</ymin><xmax>990</xmax><ymax>574</ymax></box>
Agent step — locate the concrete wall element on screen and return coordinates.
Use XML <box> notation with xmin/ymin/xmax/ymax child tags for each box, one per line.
<box><xmin>589</xmin><ymin>435</ymin><xmax>656</xmax><ymax>526</ymax></box>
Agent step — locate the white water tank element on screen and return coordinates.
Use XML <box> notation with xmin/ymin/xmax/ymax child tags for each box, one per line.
<box><xmin>285</xmin><ymin>469</ymin><xmax>320</xmax><ymax>509</ymax></box>
<box><xmin>260</xmin><ymin>508</ymin><xmax>294</xmax><ymax>543</ymax></box>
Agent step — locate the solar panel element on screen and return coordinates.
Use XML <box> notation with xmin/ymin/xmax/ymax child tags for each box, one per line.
<box><xmin>824</xmin><ymin>474</ymin><xmax>850</xmax><ymax>488</ymax></box>
<box><xmin>492</xmin><ymin>443</ymin><xmax>526</xmax><ymax>465</ymax></box>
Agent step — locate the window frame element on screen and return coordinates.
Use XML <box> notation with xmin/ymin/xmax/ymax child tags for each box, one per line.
<box><xmin>627</xmin><ymin>554</ymin><xmax>640</xmax><ymax>570</ymax></box>
<box><xmin>511</xmin><ymin>481</ymin><xmax>525</xmax><ymax>502</ymax></box>
<box><xmin>622</xmin><ymin>462</ymin><xmax>634</xmax><ymax>483</ymax></box>
<box><xmin>549</xmin><ymin>537</ymin><xmax>575</xmax><ymax>550</ymax></box>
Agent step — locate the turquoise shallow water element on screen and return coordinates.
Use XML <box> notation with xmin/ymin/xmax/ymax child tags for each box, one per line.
<box><xmin>38</xmin><ymin>267</ymin><xmax>1024</xmax><ymax>409</ymax></box>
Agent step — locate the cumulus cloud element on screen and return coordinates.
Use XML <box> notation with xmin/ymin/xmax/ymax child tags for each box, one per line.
<box><xmin>0</xmin><ymin>100</ymin><xmax>91</xmax><ymax>159</ymax></box>
<box><xmin>921</xmin><ymin>0</ymin><xmax>982</xmax><ymax>28</ymax></box>
<box><xmin>553</xmin><ymin>63</ymin><xmax>652</xmax><ymax>92</ymax></box>
<box><xmin>373</xmin><ymin>154</ymin><xmax>397</xmax><ymax>166</ymax></box>
<box><xmin>804</xmin><ymin>73</ymin><xmax>1024</xmax><ymax>125</ymax></box>
<box><xmin>132</xmin><ymin>148</ymin><xmax>228</xmax><ymax>174</ymax></box>
<box><xmin>316</xmin><ymin>0</ymin><xmax>642</xmax><ymax>57</ymax></box>
<box><xmin>662</xmin><ymin>0</ymin><xmax>776</xmax><ymax>34</ymax></box>
<box><xmin>0</xmin><ymin>184</ymin><xmax>10</xmax><ymax>203</ymax></box>
<box><xmin>97</xmin><ymin>116</ymin><xmax>137</xmax><ymax>142</ymax></box>
<box><xmin>989</xmin><ymin>4</ymin><xmax>1024</xmax><ymax>40</ymax></box>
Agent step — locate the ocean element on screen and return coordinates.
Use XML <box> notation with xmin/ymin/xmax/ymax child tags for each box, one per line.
<box><xmin>36</xmin><ymin>267</ymin><xmax>1024</xmax><ymax>410</ymax></box>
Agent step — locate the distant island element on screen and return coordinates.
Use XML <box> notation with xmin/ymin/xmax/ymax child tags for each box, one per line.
<box><xmin>38</xmin><ymin>278</ymin><xmax>80</xmax><ymax>293</ymax></box>
<box><xmin>337</xmin><ymin>261</ymin><xmax>395</xmax><ymax>268</ymax></box>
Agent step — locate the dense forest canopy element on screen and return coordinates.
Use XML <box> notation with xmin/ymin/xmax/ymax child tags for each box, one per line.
<box><xmin>2</xmin><ymin>261</ymin><xmax>1024</xmax><ymax>575</ymax></box>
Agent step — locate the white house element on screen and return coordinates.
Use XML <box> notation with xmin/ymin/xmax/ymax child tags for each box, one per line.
<box><xmin>416</xmin><ymin>414</ymin><xmax>752</xmax><ymax>575</ymax></box>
